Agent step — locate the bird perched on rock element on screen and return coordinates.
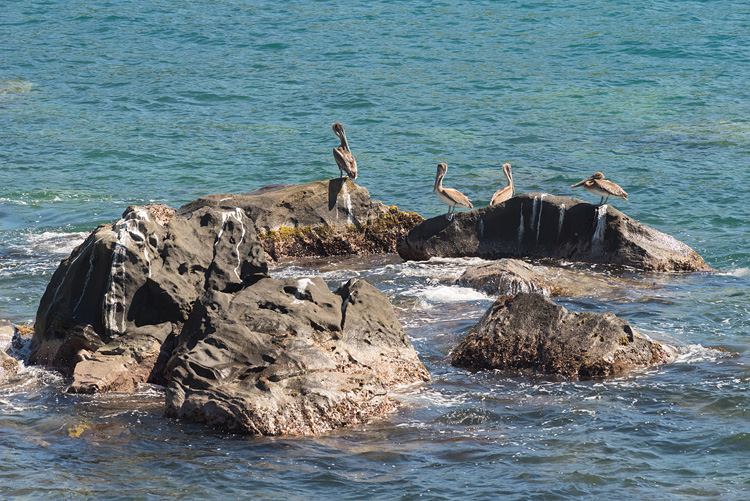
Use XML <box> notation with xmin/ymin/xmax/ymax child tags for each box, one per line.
<box><xmin>571</xmin><ymin>172</ymin><xmax>628</xmax><ymax>205</ymax></box>
<box><xmin>332</xmin><ymin>122</ymin><xmax>357</xmax><ymax>180</ymax></box>
<box><xmin>490</xmin><ymin>163</ymin><xmax>515</xmax><ymax>206</ymax></box>
<box><xmin>433</xmin><ymin>162</ymin><xmax>473</xmax><ymax>220</ymax></box>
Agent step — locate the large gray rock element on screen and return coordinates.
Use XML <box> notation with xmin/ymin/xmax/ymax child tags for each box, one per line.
<box><xmin>165</xmin><ymin>277</ymin><xmax>430</xmax><ymax>435</ymax></box>
<box><xmin>451</xmin><ymin>292</ymin><xmax>675</xmax><ymax>378</ymax></box>
<box><xmin>31</xmin><ymin>202</ymin><xmax>268</xmax><ymax>389</ymax></box>
<box><xmin>179</xmin><ymin>178</ymin><xmax>380</xmax><ymax>233</ymax></box>
<box><xmin>397</xmin><ymin>193</ymin><xmax>711</xmax><ymax>272</ymax></box>
<box><xmin>179</xmin><ymin>179</ymin><xmax>424</xmax><ymax>261</ymax></box>
<box><xmin>31</xmin><ymin>188</ymin><xmax>430</xmax><ymax>435</ymax></box>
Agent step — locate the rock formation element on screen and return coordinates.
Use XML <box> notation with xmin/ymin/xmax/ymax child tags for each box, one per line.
<box><xmin>457</xmin><ymin>259</ymin><xmax>654</xmax><ymax>299</ymax></box>
<box><xmin>180</xmin><ymin>179</ymin><xmax>423</xmax><ymax>261</ymax></box>
<box><xmin>0</xmin><ymin>321</ymin><xmax>20</xmax><ymax>375</ymax></box>
<box><xmin>397</xmin><ymin>193</ymin><xmax>711</xmax><ymax>272</ymax></box>
<box><xmin>166</xmin><ymin>278</ymin><xmax>429</xmax><ymax>435</ymax></box>
<box><xmin>30</xmin><ymin>183</ymin><xmax>430</xmax><ymax>434</ymax></box>
<box><xmin>451</xmin><ymin>292</ymin><xmax>675</xmax><ymax>378</ymax></box>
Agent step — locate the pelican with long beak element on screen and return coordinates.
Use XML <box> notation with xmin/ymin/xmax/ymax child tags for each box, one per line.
<box><xmin>490</xmin><ymin>163</ymin><xmax>514</xmax><ymax>206</ymax></box>
<box><xmin>433</xmin><ymin>162</ymin><xmax>473</xmax><ymax>220</ymax></box>
<box><xmin>332</xmin><ymin>122</ymin><xmax>357</xmax><ymax>180</ymax></box>
<box><xmin>571</xmin><ymin>172</ymin><xmax>628</xmax><ymax>205</ymax></box>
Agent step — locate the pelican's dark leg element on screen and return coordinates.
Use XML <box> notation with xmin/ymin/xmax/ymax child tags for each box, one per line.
<box><xmin>599</xmin><ymin>196</ymin><xmax>604</xmax><ymax>206</ymax></box>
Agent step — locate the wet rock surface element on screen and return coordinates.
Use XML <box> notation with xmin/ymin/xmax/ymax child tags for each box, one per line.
<box><xmin>1</xmin><ymin>321</ymin><xmax>21</xmax><ymax>375</ymax></box>
<box><xmin>451</xmin><ymin>292</ymin><xmax>675</xmax><ymax>378</ymax></box>
<box><xmin>397</xmin><ymin>193</ymin><xmax>711</xmax><ymax>272</ymax></box>
<box><xmin>30</xmin><ymin>188</ymin><xmax>429</xmax><ymax>435</ymax></box>
<box><xmin>457</xmin><ymin>259</ymin><xmax>654</xmax><ymax>299</ymax></box>
<box><xmin>179</xmin><ymin>178</ymin><xmax>423</xmax><ymax>261</ymax></box>
<box><xmin>165</xmin><ymin>278</ymin><xmax>429</xmax><ymax>435</ymax></box>
<box><xmin>31</xmin><ymin>202</ymin><xmax>267</xmax><ymax>378</ymax></box>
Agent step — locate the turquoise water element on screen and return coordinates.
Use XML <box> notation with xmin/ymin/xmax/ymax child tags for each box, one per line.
<box><xmin>2</xmin><ymin>0</ymin><xmax>750</xmax><ymax>498</ymax></box>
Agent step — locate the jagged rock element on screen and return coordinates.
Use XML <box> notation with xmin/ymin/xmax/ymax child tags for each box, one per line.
<box><xmin>31</xmin><ymin>202</ymin><xmax>268</xmax><ymax>382</ymax></box>
<box><xmin>178</xmin><ymin>179</ymin><xmax>424</xmax><ymax>261</ymax></box>
<box><xmin>457</xmin><ymin>259</ymin><xmax>652</xmax><ymax>299</ymax></box>
<box><xmin>451</xmin><ymin>292</ymin><xmax>675</xmax><ymax>378</ymax></box>
<box><xmin>31</xmin><ymin>184</ymin><xmax>431</xmax><ymax>435</ymax></box>
<box><xmin>397</xmin><ymin>193</ymin><xmax>711</xmax><ymax>272</ymax></box>
<box><xmin>0</xmin><ymin>321</ymin><xmax>20</xmax><ymax>375</ymax></box>
<box><xmin>165</xmin><ymin>277</ymin><xmax>430</xmax><ymax>435</ymax></box>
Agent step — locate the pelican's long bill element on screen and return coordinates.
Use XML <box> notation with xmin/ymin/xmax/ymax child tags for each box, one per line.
<box><xmin>571</xmin><ymin>175</ymin><xmax>594</xmax><ymax>188</ymax></box>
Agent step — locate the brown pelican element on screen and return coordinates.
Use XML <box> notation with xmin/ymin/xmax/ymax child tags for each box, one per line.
<box><xmin>571</xmin><ymin>172</ymin><xmax>628</xmax><ymax>205</ymax></box>
<box><xmin>433</xmin><ymin>162</ymin><xmax>473</xmax><ymax>220</ymax></box>
<box><xmin>490</xmin><ymin>163</ymin><xmax>514</xmax><ymax>206</ymax></box>
<box><xmin>332</xmin><ymin>122</ymin><xmax>357</xmax><ymax>180</ymax></box>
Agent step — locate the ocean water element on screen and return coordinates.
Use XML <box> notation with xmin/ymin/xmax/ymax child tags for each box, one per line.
<box><xmin>2</xmin><ymin>0</ymin><xmax>750</xmax><ymax>498</ymax></box>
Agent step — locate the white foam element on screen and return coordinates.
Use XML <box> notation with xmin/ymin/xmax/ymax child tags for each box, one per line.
<box><xmin>723</xmin><ymin>268</ymin><xmax>750</xmax><ymax>277</ymax></box>
<box><xmin>402</xmin><ymin>284</ymin><xmax>494</xmax><ymax>304</ymax></box>
<box><xmin>673</xmin><ymin>344</ymin><xmax>729</xmax><ymax>364</ymax></box>
<box><xmin>27</xmin><ymin>231</ymin><xmax>88</xmax><ymax>255</ymax></box>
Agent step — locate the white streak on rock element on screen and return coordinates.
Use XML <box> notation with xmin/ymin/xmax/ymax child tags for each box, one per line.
<box><xmin>341</xmin><ymin>182</ymin><xmax>354</xmax><ymax>226</ymax></box>
<box><xmin>216</xmin><ymin>208</ymin><xmax>246</xmax><ymax>281</ymax></box>
<box><xmin>517</xmin><ymin>202</ymin><xmax>525</xmax><ymax>249</ymax></box>
<box><xmin>103</xmin><ymin>209</ymin><xmax>151</xmax><ymax>337</ymax></box>
<box><xmin>592</xmin><ymin>205</ymin><xmax>608</xmax><ymax>252</ymax></box>
<box><xmin>535</xmin><ymin>194</ymin><xmax>546</xmax><ymax>243</ymax></box>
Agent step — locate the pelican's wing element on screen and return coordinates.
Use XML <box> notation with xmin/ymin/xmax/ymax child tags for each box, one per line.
<box><xmin>333</xmin><ymin>147</ymin><xmax>358</xmax><ymax>179</ymax></box>
<box><xmin>443</xmin><ymin>187</ymin><xmax>473</xmax><ymax>209</ymax></box>
<box><xmin>490</xmin><ymin>186</ymin><xmax>512</xmax><ymax>206</ymax></box>
<box><xmin>598</xmin><ymin>180</ymin><xmax>628</xmax><ymax>199</ymax></box>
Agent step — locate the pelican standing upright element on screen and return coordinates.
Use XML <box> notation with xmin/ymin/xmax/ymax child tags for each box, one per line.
<box><xmin>433</xmin><ymin>162</ymin><xmax>473</xmax><ymax>220</ymax></box>
<box><xmin>332</xmin><ymin>122</ymin><xmax>358</xmax><ymax>180</ymax></box>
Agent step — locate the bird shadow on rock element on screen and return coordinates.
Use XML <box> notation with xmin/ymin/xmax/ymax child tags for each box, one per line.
<box><xmin>327</xmin><ymin>177</ymin><xmax>347</xmax><ymax>211</ymax></box>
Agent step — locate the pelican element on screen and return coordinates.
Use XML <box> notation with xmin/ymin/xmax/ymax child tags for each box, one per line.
<box><xmin>332</xmin><ymin>122</ymin><xmax>357</xmax><ymax>180</ymax></box>
<box><xmin>433</xmin><ymin>162</ymin><xmax>473</xmax><ymax>220</ymax></box>
<box><xmin>490</xmin><ymin>163</ymin><xmax>514</xmax><ymax>206</ymax></box>
<box><xmin>571</xmin><ymin>172</ymin><xmax>628</xmax><ymax>205</ymax></box>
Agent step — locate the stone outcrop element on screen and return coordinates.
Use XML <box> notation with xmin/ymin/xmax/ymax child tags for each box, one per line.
<box><xmin>457</xmin><ymin>259</ymin><xmax>651</xmax><ymax>299</ymax></box>
<box><xmin>31</xmin><ymin>202</ymin><xmax>267</xmax><ymax>382</ymax></box>
<box><xmin>451</xmin><ymin>292</ymin><xmax>674</xmax><ymax>378</ymax></box>
<box><xmin>179</xmin><ymin>179</ymin><xmax>423</xmax><ymax>261</ymax></box>
<box><xmin>165</xmin><ymin>278</ymin><xmax>429</xmax><ymax>435</ymax></box>
<box><xmin>30</xmin><ymin>185</ymin><xmax>430</xmax><ymax>435</ymax></box>
<box><xmin>397</xmin><ymin>193</ymin><xmax>711</xmax><ymax>272</ymax></box>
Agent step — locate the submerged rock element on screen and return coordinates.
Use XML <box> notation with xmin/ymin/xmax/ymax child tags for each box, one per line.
<box><xmin>165</xmin><ymin>277</ymin><xmax>429</xmax><ymax>435</ymax></box>
<box><xmin>397</xmin><ymin>193</ymin><xmax>711</xmax><ymax>272</ymax></box>
<box><xmin>451</xmin><ymin>292</ymin><xmax>674</xmax><ymax>378</ymax></box>
<box><xmin>457</xmin><ymin>259</ymin><xmax>654</xmax><ymax>299</ymax></box>
<box><xmin>179</xmin><ymin>179</ymin><xmax>424</xmax><ymax>261</ymax></box>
